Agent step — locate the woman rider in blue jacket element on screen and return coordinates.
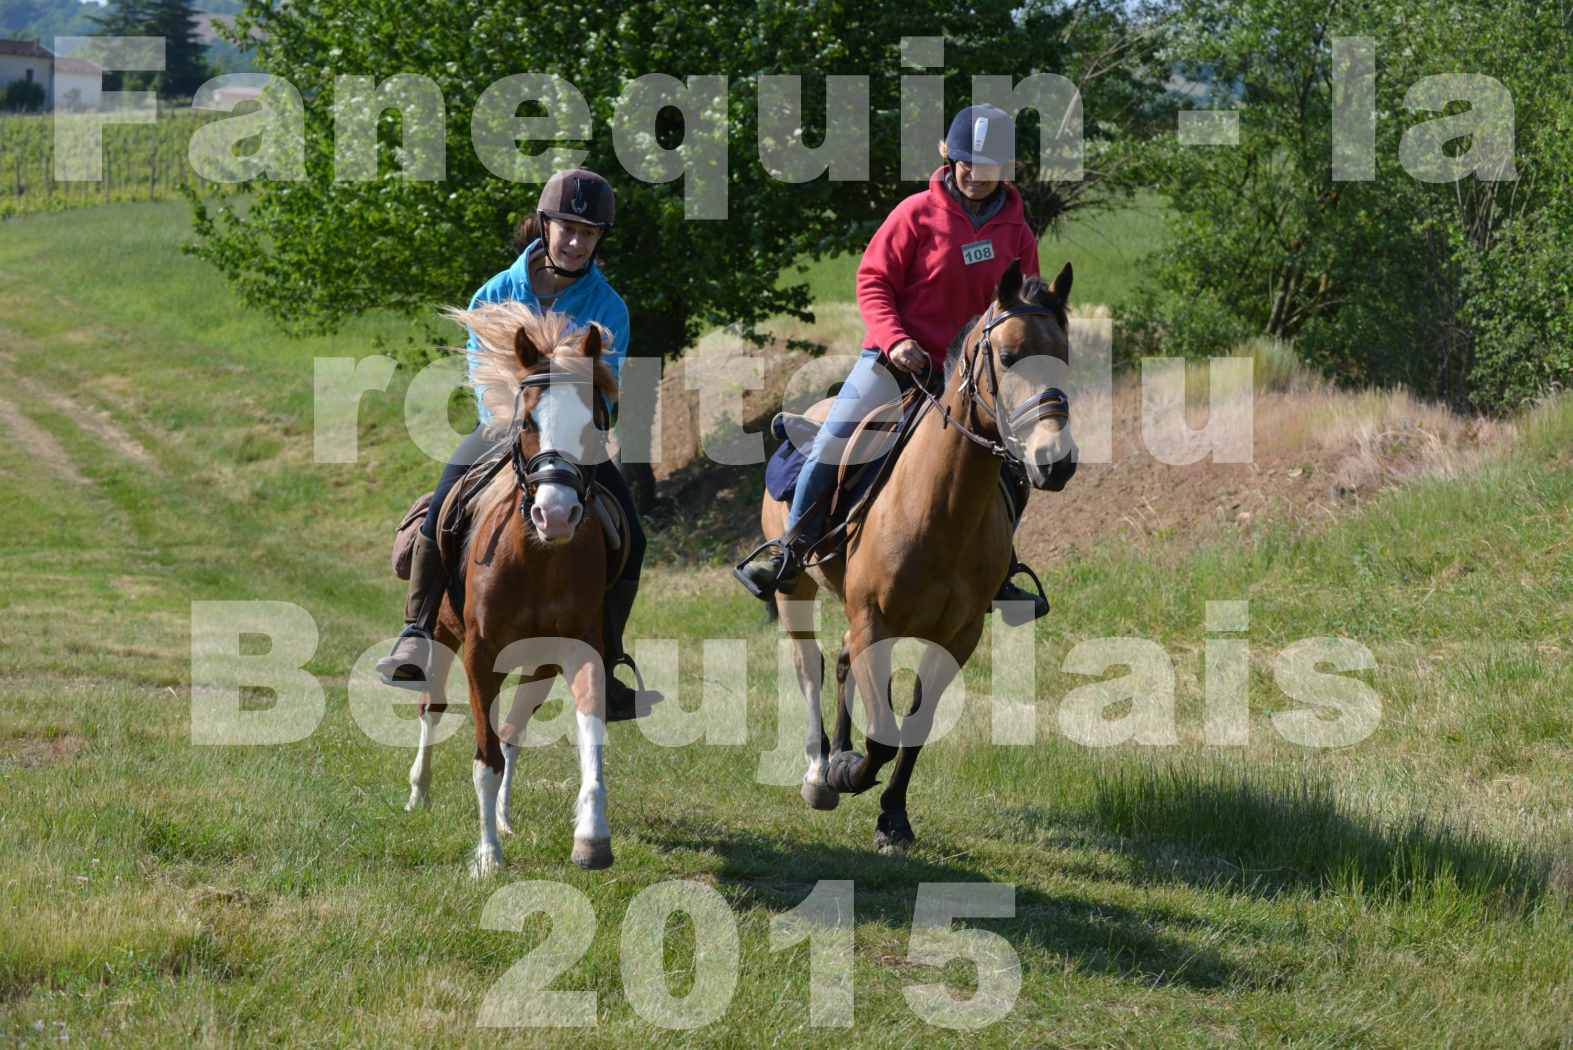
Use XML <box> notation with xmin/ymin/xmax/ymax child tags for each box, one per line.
<box><xmin>376</xmin><ymin>169</ymin><xmax>653</xmax><ymax>718</ymax></box>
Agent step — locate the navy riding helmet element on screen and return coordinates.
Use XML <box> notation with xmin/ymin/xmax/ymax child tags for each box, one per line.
<box><xmin>944</xmin><ymin>105</ymin><xmax>1016</xmax><ymax>167</ymax></box>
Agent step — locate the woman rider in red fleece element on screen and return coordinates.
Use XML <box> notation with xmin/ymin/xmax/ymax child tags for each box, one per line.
<box><xmin>736</xmin><ymin>104</ymin><xmax>1048</xmax><ymax>613</ymax></box>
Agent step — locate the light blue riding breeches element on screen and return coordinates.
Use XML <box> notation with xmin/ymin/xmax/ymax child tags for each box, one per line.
<box><xmin>784</xmin><ymin>347</ymin><xmax>911</xmax><ymax>546</ymax></box>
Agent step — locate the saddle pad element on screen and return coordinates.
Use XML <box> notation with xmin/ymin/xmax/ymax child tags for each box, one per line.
<box><xmin>391</xmin><ymin>490</ymin><xmax>433</xmax><ymax>581</ymax></box>
<box><xmin>764</xmin><ymin>395</ymin><xmax>916</xmax><ymax>507</ymax></box>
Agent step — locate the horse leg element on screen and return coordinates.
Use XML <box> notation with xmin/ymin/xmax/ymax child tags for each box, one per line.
<box><xmin>494</xmin><ymin>672</ymin><xmax>552</xmax><ymax>838</ymax></box>
<box><xmin>779</xmin><ymin>582</ymin><xmax>837</xmax><ymax>811</ymax></box>
<box><xmin>830</xmin><ymin>631</ymin><xmax>854</xmax><ymax>755</ymax></box>
<box><xmin>406</xmin><ymin>630</ymin><xmax>457</xmax><ymax>812</ymax></box>
<box><xmin>464</xmin><ymin>646</ymin><xmax>508</xmax><ymax>878</ymax></box>
<box><xmin>569</xmin><ymin>653</ymin><xmax>613</xmax><ymax>869</ymax></box>
<box><xmin>825</xmin><ymin>613</ymin><xmax>899</xmax><ymax>796</ymax></box>
<box><xmin>876</xmin><ymin>623</ymin><xmax>979</xmax><ymax>854</ymax></box>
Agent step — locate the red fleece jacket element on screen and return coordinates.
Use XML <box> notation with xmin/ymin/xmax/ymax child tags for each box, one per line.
<box><xmin>856</xmin><ymin>167</ymin><xmax>1041</xmax><ymax>370</ymax></box>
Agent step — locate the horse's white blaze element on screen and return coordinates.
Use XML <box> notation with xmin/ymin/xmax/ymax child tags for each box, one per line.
<box><xmin>533</xmin><ymin>374</ymin><xmax>596</xmax><ymax>464</ymax></box>
<box><xmin>573</xmin><ymin>710</ymin><xmax>610</xmax><ymax>845</ymax></box>
<box><xmin>529</xmin><ymin>375</ymin><xmax>596</xmax><ymax>539</ymax></box>
<box><xmin>471</xmin><ymin>759</ymin><xmax>504</xmax><ymax>877</ymax></box>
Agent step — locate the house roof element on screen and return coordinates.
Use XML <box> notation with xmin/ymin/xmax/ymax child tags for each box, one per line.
<box><xmin>55</xmin><ymin>57</ymin><xmax>103</xmax><ymax>75</ymax></box>
<box><xmin>0</xmin><ymin>39</ymin><xmax>53</xmax><ymax>61</ymax></box>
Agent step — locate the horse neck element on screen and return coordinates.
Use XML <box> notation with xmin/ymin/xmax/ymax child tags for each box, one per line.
<box><xmin>894</xmin><ymin>361</ymin><xmax>1004</xmax><ymax>531</ymax></box>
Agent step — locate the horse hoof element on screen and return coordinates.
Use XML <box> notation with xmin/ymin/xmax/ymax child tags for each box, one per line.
<box><xmin>498</xmin><ymin>818</ymin><xmax>516</xmax><ymax>837</ymax></box>
<box><xmin>826</xmin><ymin>750</ymin><xmax>874</xmax><ymax>795</ymax></box>
<box><xmin>874</xmin><ymin>812</ymin><xmax>915</xmax><ymax>855</ymax></box>
<box><xmin>571</xmin><ymin>838</ymin><xmax>614</xmax><ymax>870</ymax></box>
<box><xmin>801</xmin><ymin>779</ymin><xmax>840</xmax><ymax>811</ymax></box>
<box><xmin>405</xmin><ymin>789</ymin><xmax>430</xmax><ymax>813</ymax></box>
<box><xmin>469</xmin><ymin>844</ymin><xmax>503</xmax><ymax>879</ymax></box>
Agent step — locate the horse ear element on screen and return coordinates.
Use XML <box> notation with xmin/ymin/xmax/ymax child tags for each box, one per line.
<box><xmin>514</xmin><ymin>325</ymin><xmax>543</xmax><ymax>368</ymax></box>
<box><xmin>581</xmin><ymin>323</ymin><xmax>604</xmax><ymax>359</ymax></box>
<box><xmin>997</xmin><ymin>259</ymin><xmax>1024</xmax><ymax>305</ymax></box>
<box><xmin>1050</xmin><ymin>261</ymin><xmax>1073</xmax><ymax>305</ymax></box>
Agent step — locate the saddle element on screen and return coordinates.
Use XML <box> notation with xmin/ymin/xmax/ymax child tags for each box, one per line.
<box><xmin>391</xmin><ymin>440</ymin><xmax>631</xmax><ymax>618</ymax></box>
<box><xmin>763</xmin><ymin>388</ymin><xmax>1030</xmax><ymax>567</ymax></box>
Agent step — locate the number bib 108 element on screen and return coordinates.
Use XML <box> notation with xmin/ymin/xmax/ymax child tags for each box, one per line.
<box><xmin>961</xmin><ymin>240</ymin><xmax>995</xmax><ymax>265</ymax></box>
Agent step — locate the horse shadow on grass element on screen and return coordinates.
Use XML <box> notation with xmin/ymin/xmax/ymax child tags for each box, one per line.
<box><xmin>641</xmin><ymin>816</ymin><xmax>1247</xmax><ymax>993</ymax></box>
<box><xmin>1017</xmin><ymin>766</ymin><xmax>1561</xmax><ymax>914</ymax></box>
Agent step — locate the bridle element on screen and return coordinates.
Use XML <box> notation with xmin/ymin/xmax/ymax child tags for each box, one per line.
<box><xmin>919</xmin><ymin>301</ymin><xmax>1071</xmax><ymax>463</ymax></box>
<box><xmin>507</xmin><ymin>365</ymin><xmax>608</xmax><ymax>516</ymax></box>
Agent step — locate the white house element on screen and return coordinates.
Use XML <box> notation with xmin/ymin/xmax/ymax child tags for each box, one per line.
<box><xmin>0</xmin><ymin>39</ymin><xmax>52</xmax><ymax>107</ymax></box>
<box><xmin>53</xmin><ymin>56</ymin><xmax>104</xmax><ymax>112</ymax></box>
<box><xmin>0</xmin><ymin>39</ymin><xmax>105</xmax><ymax>112</ymax></box>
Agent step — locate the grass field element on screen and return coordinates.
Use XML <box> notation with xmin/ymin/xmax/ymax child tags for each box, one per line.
<box><xmin>1</xmin><ymin>201</ymin><xmax>1570</xmax><ymax>1048</ymax></box>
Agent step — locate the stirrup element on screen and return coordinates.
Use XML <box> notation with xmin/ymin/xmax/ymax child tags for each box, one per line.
<box><xmin>604</xmin><ymin>653</ymin><xmax>662</xmax><ymax>722</ymax></box>
<box><xmin>377</xmin><ymin>625</ymin><xmax>435</xmax><ymax>689</ymax></box>
<box><xmin>993</xmin><ymin>562</ymin><xmax>1050</xmax><ymax>627</ymax></box>
<box><xmin>610</xmin><ymin>652</ymin><xmax>646</xmax><ymax>691</ymax></box>
<box><xmin>732</xmin><ymin>538</ymin><xmax>802</xmax><ymax>600</ymax></box>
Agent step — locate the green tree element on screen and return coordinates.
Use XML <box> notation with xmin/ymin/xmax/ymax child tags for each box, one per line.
<box><xmin>91</xmin><ymin>0</ymin><xmax>209</xmax><ymax>99</ymax></box>
<box><xmin>1125</xmin><ymin>0</ymin><xmax>1573</xmax><ymax>411</ymax></box>
<box><xmin>187</xmin><ymin>0</ymin><xmax>1162</xmax><ymax>507</ymax></box>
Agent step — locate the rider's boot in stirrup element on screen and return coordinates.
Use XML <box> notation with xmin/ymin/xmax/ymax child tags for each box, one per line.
<box><xmin>376</xmin><ymin>532</ymin><xmax>446</xmax><ymax>689</ymax></box>
<box><xmin>992</xmin><ymin>558</ymin><xmax>1050</xmax><ymax>627</ymax></box>
<box><xmin>601</xmin><ymin>577</ymin><xmax>663</xmax><ymax>722</ymax></box>
<box><xmin>734</xmin><ymin>539</ymin><xmax>805</xmax><ymax>600</ymax></box>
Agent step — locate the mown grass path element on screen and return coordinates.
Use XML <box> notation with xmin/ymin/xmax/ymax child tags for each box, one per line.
<box><xmin>1</xmin><ymin>203</ymin><xmax>1569</xmax><ymax>1048</ymax></box>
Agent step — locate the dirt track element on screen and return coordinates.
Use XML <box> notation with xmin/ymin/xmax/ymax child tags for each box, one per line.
<box><xmin>648</xmin><ymin>342</ymin><xmax>1513</xmax><ymax>567</ymax></box>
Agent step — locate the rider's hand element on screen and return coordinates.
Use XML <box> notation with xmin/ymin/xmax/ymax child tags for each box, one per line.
<box><xmin>887</xmin><ymin>340</ymin><xmax>928</xmax><ymax>374</ymax></box>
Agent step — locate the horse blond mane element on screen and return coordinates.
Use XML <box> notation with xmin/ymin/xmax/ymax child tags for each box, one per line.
<box><xmin>445</xmin><ymin>301</ymin><xmax>591</xmax><ymax>426</ymax></box>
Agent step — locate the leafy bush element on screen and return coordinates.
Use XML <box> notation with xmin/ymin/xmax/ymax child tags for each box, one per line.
<box><xmin>3</xmin><ymin>79</ymin><xmax>47</xmax><ymax>114</ymax></box>
<box><xmin>1124</xmin><ymin>0</ymin><xmax>1573</xmax><ymax>414</ymax></box>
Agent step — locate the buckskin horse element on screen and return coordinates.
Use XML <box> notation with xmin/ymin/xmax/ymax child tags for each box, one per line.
<box><xmin>403</xmin><ymin>302</ymin><xmax>626</xmax><ymax>875</ymax></box>
<box><xmin>759</xmin><ymin>260</ymin><xmax>1079</xmax><ymax>852</ymax></box>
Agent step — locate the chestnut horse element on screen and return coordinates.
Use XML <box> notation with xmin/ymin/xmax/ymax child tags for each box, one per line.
<box><xmin>760</xmin><ymin>260</ymin><xmax>1078</xmax><ymax>852</ymax></box>
<box><xmin>404</xmin><ymin>302</ymin><xmax>623</xmax><ymax>875</ymax></box>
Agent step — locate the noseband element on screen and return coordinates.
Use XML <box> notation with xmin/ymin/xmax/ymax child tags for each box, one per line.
<box><xmin>508</xmin><ymin>368</ymin><xmax>606</xmax><ymax>514</ymax></box>
<box><xmin>932</xmin><ymin>302</ymin><xmax>1071</xmax><ymax>463</ymax></box>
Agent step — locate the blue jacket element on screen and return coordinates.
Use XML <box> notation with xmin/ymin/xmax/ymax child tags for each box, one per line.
<box><xmin>465</xmin><ymin>238</ymin><xmax>631</xmax><ymax>424</ymax></box>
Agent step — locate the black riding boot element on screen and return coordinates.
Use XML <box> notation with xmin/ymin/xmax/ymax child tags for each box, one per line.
<box><xmin>376</xmin><ymin>532</ymin><xmax>446</xmax><ymax>688</ymax></box>
<box><xmin>992</xmin><ymin>556</ymin><xmax>1050</xmax><ymax>627</ymax></box>
<box><xmin>602</xmin><ymin>577</ymin><xmax>662</xmax><ymax>721</ymax></box>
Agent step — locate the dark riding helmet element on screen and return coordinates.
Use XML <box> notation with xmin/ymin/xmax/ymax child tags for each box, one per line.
<box><xmin>538</xmin><ymin>168</ymin><xmax>615</xmax><ymax>229</ymax></box>
<box><xmin>944</xmin><ymin>104</ymin><xmax>1015</xmax><ymax>167</ymax></box>
<box><xmin>536</xmin><ymin>168</ymin><xmax>615</xmax><ymax>278</ymax></box>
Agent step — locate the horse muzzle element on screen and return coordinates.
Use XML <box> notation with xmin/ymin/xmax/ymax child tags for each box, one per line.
<box><xmin>1025</xmin><ymin>429</ymin><xmax>1079</xmax><ymax>492</ymax></box>
<box><xmin>530</xmin><ymin>484</ymin><xmax>585</xmax><ymax>543</ymax></box>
